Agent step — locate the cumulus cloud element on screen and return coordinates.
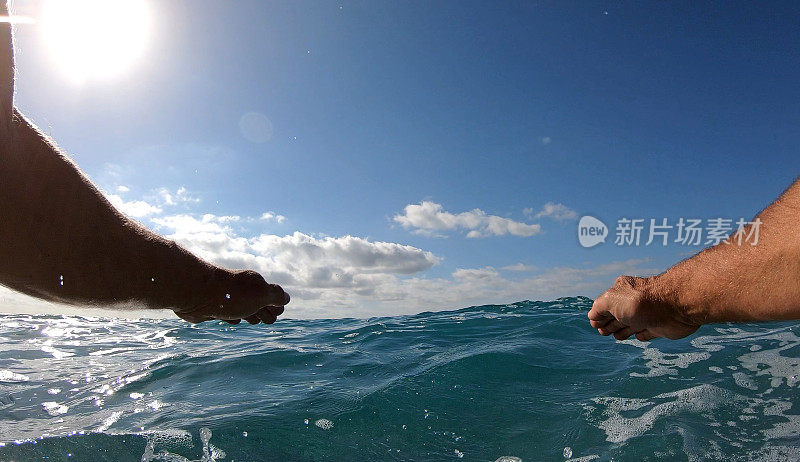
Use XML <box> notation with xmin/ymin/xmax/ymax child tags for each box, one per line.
<box><xmin>524</xmin><ymin>202</ymin><xmax>578</xmax><ymax>221</ymax></box>
<box><xmin>106</xmin><ymin>194</ymin><xmax>162</xmax><ymax>218</ymax></box>
<box><xmin>261</xmin><ymin>211</ymin><xmax>287</xmax><ymax>223</ymax></box>
<box><xmin>150</xmin><ymin>213</ymin><xmax>440</xmax><ymax>295</ymax></box>
<box><xmin>103</xmin><ymin>186</ymin><xmax>204</xmax><ymax>220</ymax></box>
<box><xmin>394</xmin><ymin>201</ymin><xmax>542</xmax><ymax>238</ymax></box>
<box><xmin>541</xmin><ymin>136</ymin><xmax>552</xmax><ymax>145</ymax></box>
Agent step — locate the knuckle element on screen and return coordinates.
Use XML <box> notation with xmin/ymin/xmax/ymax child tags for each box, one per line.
<box><xmin>236</xmin><ymin>270</ymin><xmax>266</xmax><ymax>287</ymax></box>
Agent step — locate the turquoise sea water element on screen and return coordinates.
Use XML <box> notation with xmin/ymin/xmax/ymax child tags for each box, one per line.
<box><xmin>1</xmin><ymin>297</ymin><xmax>800</xmax><ymax>461</ymax></box>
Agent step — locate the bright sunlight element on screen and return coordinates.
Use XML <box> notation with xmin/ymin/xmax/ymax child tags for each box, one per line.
<box><xmin>42</xmin><ymin>0</ymin><xmax>151</xmax><ymax>82</ymax></box>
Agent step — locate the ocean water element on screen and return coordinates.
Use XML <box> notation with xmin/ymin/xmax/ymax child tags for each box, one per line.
<box><xmin>1</xmin><ymin>297</ymin><xmax>800</xmax><ymax>461</ymax></box>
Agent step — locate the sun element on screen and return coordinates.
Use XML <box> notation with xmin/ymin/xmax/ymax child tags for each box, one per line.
<box><xmin>42</xmin><ymin>0</ymin><xmax>151</xmax><ymax>82</ymax></box>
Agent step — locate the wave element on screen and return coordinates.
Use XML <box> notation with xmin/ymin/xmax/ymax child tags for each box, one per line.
<box><xmin>0</xmin><ymin>297</ymin><xmax>799</xmax><ymax>460</ymax></box>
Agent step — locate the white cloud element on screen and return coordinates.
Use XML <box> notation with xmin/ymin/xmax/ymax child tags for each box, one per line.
<box><xmin>500</xmin><ymin>263</ymin><xmax>537</xmax><ymax>272</ymax></box>
<box><xmin>156</xmin><ymin>186</ymin><xmax>200</xmax><ymax>206</ymax></box>
<box><xmin>526</xmin><ymin>202</ymin><xmax>578</xmax><ymax>221</ymax></box>
<box><xmin>151</xmin><ymin>211</ymin><xmax>652</xmax><ymax>317</ymax></box>
<box><xmin>151</xmin><ymin>213</ymin><xmax>441</xmax><ymax>295</ymax></box>
<box><xmin>261</xmin><ymin>211</ymin><xmax>286</xmax><ymax>224</ymax></box>
<box><xmin>541</xmin><ymin>136</ymin><xmax>551</xmax><ymax>145</ymax></box>
<box><xmin>394</xmin><ymin>201</ymin><xmax>542</xmax><ymax>238</ymax></box>
<box><xmin>105</xmin><ymin>194</ymin><xmax>162</xmax><ymax>218</ymax></box>
<box><xmin>452</xmin><ymin>267</ymin><xmax>500</xmax><ymax>281</ymax></box>
<box><xmin>313</xmin><ymin>258</ymin><xmax>656</xmax><ymax>318</ymax></box>
<box><xmin>103</xmin><ymin>186</ymin><xmax>202</xmax><ymax>220</ymax></box>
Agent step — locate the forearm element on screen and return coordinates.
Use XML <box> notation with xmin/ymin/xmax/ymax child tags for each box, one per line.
<box><xmin>646</xmin><ymin>179</ymin><xmax>800</xmax><ymax>324</ymax></box>
<box><xmin>0</xmin><ymin>110</ymin><xmax>215</xmax><ymax>309</ymax></box>
<box><xmin>0</xmin><ymin>0</ymin><xmax>287</xmax><ymax>324</ymax></box>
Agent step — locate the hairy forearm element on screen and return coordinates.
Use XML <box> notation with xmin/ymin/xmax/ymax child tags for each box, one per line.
<box><xmin>0</xmin><ymin>0</ymin><xmax>287</xmax><ymax>324</ymax></box>
<box><xmin>0</xmin><ymin>110</ymin><xmax>215</xmax><ymax>309</ymax></box>
<box><xmin>646</xmin><ymin>179</ymin><xmax>800</xmax><ymax>324</ymax></box>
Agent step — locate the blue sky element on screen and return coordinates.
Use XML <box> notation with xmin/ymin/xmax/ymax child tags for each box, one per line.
<box><xmin>5</xmin><ymin>0</ymin><xmax>800</xmax><ymax>317</ymax></box>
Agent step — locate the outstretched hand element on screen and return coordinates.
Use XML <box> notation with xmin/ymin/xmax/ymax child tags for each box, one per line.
<box><xmin>173</xmin><ymin>270</ymin><xmax>290</xmax><ymax>325</ymax></box>
<box><xmin>588</xmin><ymin>276</ymin><xmax>700</xmax><ymax>341</ymax></box>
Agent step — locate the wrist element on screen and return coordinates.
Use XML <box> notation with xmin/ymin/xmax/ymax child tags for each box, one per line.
<box><xmin>640</xmin><ymin>273</ymin><xmax>709</xmax><ymax>327</ymax></box>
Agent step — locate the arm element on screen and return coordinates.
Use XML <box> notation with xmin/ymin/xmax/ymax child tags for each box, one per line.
<box><xmin>0</xmin><ymin>6</ymin><xmax>288</xmax><ymax>324</ymax></box>
<box><xmin>588</xmin><ymin>177</ymin><xmax>800</xmax><ymax>341</ymax></box>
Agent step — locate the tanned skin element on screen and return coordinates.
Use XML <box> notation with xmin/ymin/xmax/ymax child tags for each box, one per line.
<box><xmin>0</xmin><ymin>5</ymin><xmax>288</xmax><ymax>325</ymax></box>
<box><xmin>589</xmin><ymin>178</ymin><xmax>800</xmax><ymax>341</ymax></box>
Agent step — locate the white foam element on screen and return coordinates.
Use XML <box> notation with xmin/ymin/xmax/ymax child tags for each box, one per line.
<box><xmin>0</xmin><ymin>369</ymin><xmax>29</xmax><ymax>382</ymax></box>
<box><xmin>592</xmin><ymin>384</ymin><xmax>732</xmax><ymax>443</ymax></box>
<box><xmin>732</xmin><ymin>372</ymin><xmax>758</xmax><ymax>391</ymax></box>
<box><xmin>41</xmin><ymin>401</ymin><xmax>68</xmax><ymax>416</ymax></box>
<box><xmin>141</xmin><ymin>428</ymin><xmax>224</xmax><ymax>462</ymax></box>
<box><xmin>630</xmin><ymin>347</ymin><xmax>710</xmax><ymax>378</ymax></box>
<box><xmin>315</xmin><ymin>418</ymin><xmax>334</xmax><ymax>430</ymax></box>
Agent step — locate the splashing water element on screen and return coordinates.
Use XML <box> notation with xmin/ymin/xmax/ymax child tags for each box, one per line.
<box><xmin>1</xmin><ymin>297</ymin><xmax>800</xmax><ymax>460</ymax></box>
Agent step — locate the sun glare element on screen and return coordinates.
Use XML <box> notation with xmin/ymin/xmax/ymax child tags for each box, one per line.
<box><xmin>42</xmin><ymin>0</ymin><xmax>151</xmax><ymax>83</ymax></box>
